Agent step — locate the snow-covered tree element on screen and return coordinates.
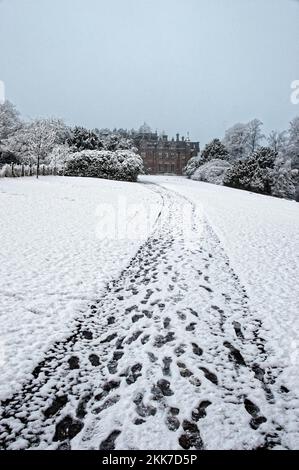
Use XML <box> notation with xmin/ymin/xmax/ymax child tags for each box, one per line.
<box><xmin>224</xmin><ymin>147</ymin><xmax>277</xmax><ymax>195</ymax></box>
<box><xmin>245</xmin><ymin>119</ymin><xmax>265</xmax><ymax>154</ymax></box>
<box><xmin>68</xmin><ymin>126</ymin><xmax>103</xmax><ymax>151</ymax></box>
<box><xmin>201</xmin><ymin>139</ymin><xmax>229</xmax><ymax>164</ymax></box>
<box><xmin>223</xmin><ymin>123</ymin><xmax>249</xmax><ymax>161</ymax></box>
<box><xmin>252</xmin><ymin>146</ymin><xmax>276</xmax><ymax>169</ymax></box>
<box><xmin>267</xmin><ymin>130</ymin><xmax>287</xmax><ymax>158</ymax></box>
<box><xmin>25</xmin><ymin>119</ymin><xmax>58</xmax><ymax>177</ymax></box>
<box><xmin>224</xmin><ymin>159</ymin><xmax>256</xmax><ymax>192</ymax></box>
<box><xmin>47</xmin><ymin>144</ymin><xmax>72</xmax><ymax>168</ymax></box>
<box><xmin>3</xmin><ymin>118</ymin><xmax>67</xmax><ymax>169</ymax></box>
<box><xmin>103</xmin><ymin>134</ymin><xmax>136</xmax><ymax>152</ymax></box>
<box><xmin>0</xmin><ymin>100</ymin><xmax>22</xmax><ymax>141</ymax></box>
<box><xmin>191</xmin><ymin>159</ymin><xmax>231</xmax><ymax>185</ymax></box>
<box><xmin>287</xmin><ymin>117</ymin><xmax>299</xmax><ymax>165</ymax></box>
<box><xmin>225</xmin><ymin>145</ymin><xmax>297</xmax><ymax>200</ymax></box>
<box><xmin>223</xmin><ymin>119</ymin><xmax>265</xmax><ymax>160</ymax></box>
<box><xmin>48</xmin><ymin>118</ymin><xmax>71</xmax><ymax>145</ymax></box>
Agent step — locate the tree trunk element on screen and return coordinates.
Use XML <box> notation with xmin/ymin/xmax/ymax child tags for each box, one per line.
<box><xmin>36</xmin><ymin>154</ymin><xmax>40</xmax><ymax>179</ymax></box>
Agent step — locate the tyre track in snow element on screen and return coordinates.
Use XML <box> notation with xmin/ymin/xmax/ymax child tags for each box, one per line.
<box><xmin>0</xmin><ymin>184</ymin><xmax>294</xmax><ymax>450</ymax></box>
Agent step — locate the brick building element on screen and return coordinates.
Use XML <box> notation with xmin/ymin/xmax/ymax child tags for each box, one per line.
<box><xmin>132</xmin><ymin>124</ymin><xmax>200</xmax><ymax>175</ymax></box>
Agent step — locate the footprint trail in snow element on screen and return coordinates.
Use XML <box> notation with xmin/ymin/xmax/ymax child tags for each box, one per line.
<box><xmin>0</xmin><ymin>184</ymin><xmax>296</xmax><ymax>450</ymax></box>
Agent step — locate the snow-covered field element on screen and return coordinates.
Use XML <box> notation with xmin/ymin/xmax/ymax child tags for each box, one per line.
<box><xmin>0</xmin><ymin>175</ymin><xmax>298</xmax><ymax>450</ymax></box>
<box><xmin>0</xmin><ymin>177</ymin><xmax>161</xmax><ymax>399</ymax></box>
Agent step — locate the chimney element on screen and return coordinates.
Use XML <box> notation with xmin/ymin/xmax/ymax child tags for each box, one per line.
<box><xmin>182</xmin><ymin>136</ymin><xmax>185</xmax><ymax>142</ymax></box>
<box><xmin>176</xmin><ymin>133</ymin><xmax>180</xmax><ymax>141</ymax></box>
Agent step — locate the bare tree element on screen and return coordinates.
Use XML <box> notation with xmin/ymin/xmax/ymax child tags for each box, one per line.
<box><xmin>223</xmin><ymin>123</ymin><xmax>249</xmax><ymax>160</ymax></box>
<box><xmin>26</xmin><ymin>120</ymin><xmax>57</xmax><ymax>178</ymax></box>
<box><xmin>246</xmin><ymin>119</ymin><xmax>265</xmax><ymax>154</ymax></box>
<box><xmin>267</xmin><ymin>130</ymin><xmax>287</xmax><ymax>157</ymax></box>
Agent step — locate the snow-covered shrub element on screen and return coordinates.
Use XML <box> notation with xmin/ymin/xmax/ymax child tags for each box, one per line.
<box><xmin>201</xmin><ymin>139</ymin><xmax>229</xmax><ymax>164</ymax></box>
<box><xmin>13</xmin><ymin>165</ymin><xmax>23</xmax><ymax>177</ymax></box>
<box><xmin>0</xmin><ymin>163</ymin><xmax>57</xmax><ymax>178</ymax></box>
<box><xmin>0</xmin><ymin>163</ymin><xmax>23</xmax><ymax>177</ymax></box>
<box><xmin>64</xmin><ymin>150</ymin><xmax>143</xmax><ymax>182</ymax></box>
<box><xmin>0</xmin><ymin>164</ymin><xmax>13</xmax><ymax>177</ymax></box>
<box><xmin>112</xmin><ymin>150</ymin><xmax>144</xmax><ymax>180</ymax></box>
<box><xmin>191</xmin><ymin>159</ymin><xmax>232</xmax><ymax>185</ymax></box>
<box><xmin>184</xmin><ymin>156</ymin><xmax>202</xmax><ymax>178</ymax></box>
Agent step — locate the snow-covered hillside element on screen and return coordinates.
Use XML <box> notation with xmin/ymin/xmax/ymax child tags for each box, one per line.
<box><xmin>0</xmin><ymin>175</ymin><xmax>298</xmax><ymax>450</ymax></box>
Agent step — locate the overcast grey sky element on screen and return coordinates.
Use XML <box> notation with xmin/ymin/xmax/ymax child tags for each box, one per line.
<box><xmin>0</xmin><ymin>0</ymin><xmax>298</xmax><ymax>144</ymax></box>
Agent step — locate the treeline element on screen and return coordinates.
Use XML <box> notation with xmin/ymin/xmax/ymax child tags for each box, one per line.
<box><xmin>185</xmin><ymin>118</ymin><xmax>299</xmax><ymax>201</ymax></box>
<box><xmin>0</xmin><ymin>101</ymin><xmax>143</xmax><ymax>182</ymax></box>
